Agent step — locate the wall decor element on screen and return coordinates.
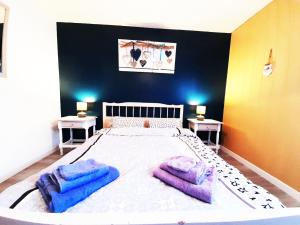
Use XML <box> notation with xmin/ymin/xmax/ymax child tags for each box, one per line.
<box><xmin>57</xmin><ymin>23</ymin><xmax>231</xmax><ymax>128</ymax></box>
<box><xmin>118</xmin><ymin>39</ymin><xmax>177</xmax><ymax>74</ymax></box>
<box><xmin>263</xmin><ymin>48</ymin><xmax>273</xmax><ymax>77</ymax></box>
<box><xmin>0</xmin><ymin>3</ymin><xmax>8</xmax><ymax>77</ymax></box>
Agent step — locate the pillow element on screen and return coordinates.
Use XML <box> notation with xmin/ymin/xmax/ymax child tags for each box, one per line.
<box><xmin>143</xmin><ymin>119</ymin><xmax>150</xmax><ymax>128</ymax></box>
<box><xmin>148</xmin><ymin>118</ymin><xmax>182</xmax><ymax>128</ymax></box>
<box><xmin>111</xmin><ymin>117</ymin><xmax>182</xmax><ymax>128</ymax></box>
<box><xmin>112</xmin><ymin>117</ymin><xmax>144</xmax><ymax>128</ymax></box>
<box><xmin>103</xmin><ymin>118</ymin><xmax>112</xmax><ymax>128</ymax></box>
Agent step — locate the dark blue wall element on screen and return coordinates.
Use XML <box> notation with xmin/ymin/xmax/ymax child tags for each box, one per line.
<box><xmin>57</xmin><ymin>23</ymin><xmax>231</xmax><ymax>129</ymax></box>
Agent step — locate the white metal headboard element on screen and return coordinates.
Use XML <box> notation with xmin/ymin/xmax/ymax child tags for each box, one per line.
<box><xmin>102</xmin><ymin>102</ymin><xmax>184</xmax><ymax>126</ymax></box>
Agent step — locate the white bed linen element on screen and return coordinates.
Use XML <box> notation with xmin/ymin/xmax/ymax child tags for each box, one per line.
<box><xmin>0</xmin><ymin>128</ymin><xmax>282</xmax><ymax>213</ymax></box>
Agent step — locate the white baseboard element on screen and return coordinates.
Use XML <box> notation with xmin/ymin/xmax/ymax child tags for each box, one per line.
<box><xmin>221</xmin><ymin>145</ymin><xmax>300</xmax><ymax>202</ymax></box>
<box><xmin>0</xmin><ymin>147</ymin><xmax>58</xmax><ymax>184</ymax></box>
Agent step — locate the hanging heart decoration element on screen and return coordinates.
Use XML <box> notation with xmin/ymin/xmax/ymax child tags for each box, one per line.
<box><xmin>167</xmin><ymin>58</ymin><xmax>173</xmax><ymax>64</ymax></box>
<box><xmin>263</xmin><ymin>64</ymin><xmax>272</xmax><ymax>77</ymax></box>
<box><xmin>165</xmin><ymin>50</ymin><xmax>172</xmax><ymax>58</ymax></box>
<box><xmin>130</xmin><ymin>61</ymin><xmax>137</xmax><ymax>68</ymax></box>
<box><xmin>156</xmin><ymin>61</ymin><xmax>163</xmax><ymax>69</ymax></box>
<box><xmin>122</xmin><ymin>55</ymin><xmax>131</xmax><ymax>64</ymax></box>
<box><xmin>143</xmin><ymin>51</ymin><xmax>151</xmax><ymax>59</ymax></box>
<box><xmin>130</xmin><ymin>48</ymin><xmax>141</xmax><ymax>61</ymax></box>
<box><xmin>262</xmin><ymin>48</ymin><xmax>273</xmax><ymax>77</ymax></box>
<box><xmin>140</xmin><ymin>59</ymin><xmax>147</xmax><ymax>67</ymax></box>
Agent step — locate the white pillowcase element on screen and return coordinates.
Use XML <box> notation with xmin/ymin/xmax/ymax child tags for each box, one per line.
<box><xmin>112</xmin><ymin>117</ymin><xmax>145</xmax><ymax>128</ymax></box>
<box><xmin>148</xmin><ymin>118</ymin><xmax>182</xmax><ymax>128</ymax></box>
<box><xmin>111</xmin><ymin>117</ymin><xmax>182</xmax><ymax>128</ymax></box>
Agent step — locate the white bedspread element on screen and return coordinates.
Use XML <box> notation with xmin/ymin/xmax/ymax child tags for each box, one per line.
<box><xmin>0</xmin><ymin>128</ymin><xmax>284</xmax><ymax>213</ymax></box>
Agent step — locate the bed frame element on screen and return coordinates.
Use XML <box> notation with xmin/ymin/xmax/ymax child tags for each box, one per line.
<box><xmin>0</xmin><ymin>102</ymin><xmax>299</xmax><ymax>225</ymax></box>
<box><xmin>0</xmin><ymin>207</ymin><xmax>300</xmax><ymax>225</ymax></box>
<box><xmin>103</xmin><ymin>102</ymin><xmax>184</xmax><ymax>127</ymax></box>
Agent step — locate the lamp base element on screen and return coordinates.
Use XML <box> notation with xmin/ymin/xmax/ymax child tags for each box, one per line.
<box><xmin>196</xmin><ymin>115</ymin><xmax>205</xmax><ymax>121</ymax></box>
<box><xmin>77</xmin><ymin>112</ymin><xmax>87</xmax><ymax>118</ymax></box>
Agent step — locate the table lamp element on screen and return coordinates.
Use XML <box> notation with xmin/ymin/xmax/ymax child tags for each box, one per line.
<box><xmin>188</xmin><ymin>103</ymin><xmax>197</xmax><ymax>118</ymax></box>
<box><xmin>196</xmin><ymin>105</ymin><xmax>206</xmax><ymax>121</ymax></box>
<box><xmin>77</xmin><ymin>102</ymin><xmax>87</xmax><ymax>118</ymax></box>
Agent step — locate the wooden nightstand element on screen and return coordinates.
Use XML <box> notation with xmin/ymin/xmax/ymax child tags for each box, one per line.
<box><xmin>187</xmin><ymin>118</ymin><xmax>222</xmax><ymax>154</ymax></box>
<box><xmin>58</xmin><ymin>116</ymin><xmax>97</xmax><ymax>155</ymax></box>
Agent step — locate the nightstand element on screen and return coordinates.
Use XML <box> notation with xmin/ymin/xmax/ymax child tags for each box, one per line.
<box><xmin>58</xmin><ymin>116</ymin><xmax>97</xmax><ymax>155</ymax></box>
<box><xmin>187</xmin><ymin>118</ymin><xmax>222</xmax><ymax>154</ymax></box>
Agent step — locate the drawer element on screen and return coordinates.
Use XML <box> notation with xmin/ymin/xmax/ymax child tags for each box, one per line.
<box><xmin>60</xmin><ymin>121</ymin><xmax>84</xmax><ymax>128</ymax></box>
<box><xmin>196</xmin><ymin>124</ymin><xmax>218</xmax><ymax>131</ymax></box>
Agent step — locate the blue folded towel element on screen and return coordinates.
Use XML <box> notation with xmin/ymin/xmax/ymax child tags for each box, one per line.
<box><xmin>58</xmin><ymin>159</ymin><xmax>104</xmax><ymax>180</ymax></box>
<box><xmin>50</xmin><ymin>164</ymin><xmax>109</xmax><ymax>193</ymax></box>
<box><xmin>36</xmin><ymin>166</ymin><xmax>119</xmax><ymax>213</ymax></box>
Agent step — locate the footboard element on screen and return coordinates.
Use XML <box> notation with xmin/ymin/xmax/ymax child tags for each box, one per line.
<box><xmin>1</xmin><ymin>207</ymin><xmax>300</xmax><ymax>225</ymax></box>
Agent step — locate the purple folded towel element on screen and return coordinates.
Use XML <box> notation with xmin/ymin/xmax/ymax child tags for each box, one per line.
<box><xmin>58</xmin><ymin>159</ymin><xmax>104</xmax><ymax>180</ymax></box>
<box><xmin>153</xmin><ymin>166</ymin><xmax>216</xmax><ymax>203</ymax></box>
<box><xmin>167</xmin><ymin>156</ymin><xmax>196</xmax><ymax>172</ymax></box>
<box><xmin>161</xmin><ymin>160</ymin><xmax>209</xmax><ymax>185</ymax></box>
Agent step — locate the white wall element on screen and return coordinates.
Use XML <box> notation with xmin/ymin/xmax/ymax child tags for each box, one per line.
<box><xmin>0</xmin><ymin>5</ymin><xmax>4</xmax><ymax>23</ymax></box>
<box><xmin>53</xmin><ymin>0</ymin><xmax>272</xmax><ymax>33</ymax></box>
<box><xmin>0</xmin><ymin>0</ymin><xmax>60</xmax><ymax>182</ymax></box>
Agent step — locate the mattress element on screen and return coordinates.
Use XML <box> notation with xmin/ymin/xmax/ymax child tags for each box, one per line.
<box><xmin>0</xmin><ymin>128</ymin><xmax>284</xmax><ymax>213</ymax></box>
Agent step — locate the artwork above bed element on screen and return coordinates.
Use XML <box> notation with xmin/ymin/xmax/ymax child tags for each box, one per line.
<box><xmin>118</xmin><ymin>39</ymin><xmax>177</xmax><ymax>74</ymax></box>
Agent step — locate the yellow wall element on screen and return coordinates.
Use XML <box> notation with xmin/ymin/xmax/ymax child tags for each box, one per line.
<box><xmin>223</xmin><ymin>0</ymin><xmax>300</xmax><ymax>191</ymax></box>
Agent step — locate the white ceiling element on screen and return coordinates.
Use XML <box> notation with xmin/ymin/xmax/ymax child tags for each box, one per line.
<box><xmin>53</xmin><ymin>0</ymin><xmax>273</xmax><ymax>33</ymax></box>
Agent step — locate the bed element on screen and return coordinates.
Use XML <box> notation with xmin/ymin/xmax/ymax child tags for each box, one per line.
<box><xmin>0</xmin><ymin>102</ymin><xmax>299</xmax><ymax>225</ymax></box>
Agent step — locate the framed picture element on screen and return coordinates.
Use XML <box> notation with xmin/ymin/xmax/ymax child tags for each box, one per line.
<box><xmin>118</xmin><ymin>39</ymin><xmax>177</xmax><ymax>74</ymax></box>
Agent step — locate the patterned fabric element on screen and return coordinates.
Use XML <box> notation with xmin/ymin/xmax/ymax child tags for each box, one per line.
<box><xmin>111</xmin><ymin>117</ymin><xmax>182</xmax><ymax>128</ymax></box>
<box><xmin>177</xmin><ymin>129</ymin><xmax>285</xmax><ymax>209</ymax></box>
<box><xmin>112</xmin><ymin>117</ymin><xmax>145</xmax><ymax>128</ymax></box>
<box><xmin>148</xmin><ymin>118</ymin><xmax>182</xmax><ymax>128</ymax></box>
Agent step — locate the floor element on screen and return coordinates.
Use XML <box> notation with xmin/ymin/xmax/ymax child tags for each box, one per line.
<box><xmin>218</xmin><ymin>151</ymin><xmax>300</xmax><ymax>207</ymax></box>
<box><xmin>0</xmin><ymin>148</ymin><xmax>299</xmax><ymax>207</ymax></box>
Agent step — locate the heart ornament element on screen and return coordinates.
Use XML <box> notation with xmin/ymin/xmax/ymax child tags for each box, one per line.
<box><xmin>140</xmin><ymin>59</ymin><xmax>147</xmax><ymax>67</ymax></box>
<box><xmin>167</xmin><ymin>58</ymin><xmax>173</xmax><ymax>64</ymax></box>
<box><xmin>130</xmin><ymin>48</ymin><xmax>141</xmax><ymax>61</ymax></box>
<box><xmin>122</xmin><ymin>55</ymin><xmax>131</xmax><ymax>64</ymax></box>
<box><xmin>143</xmin><ymin>51</ymin><xmax>151</xmax><ymax>59</ymax></box>
<box><xmin>263</xmin><ymin>49</ymin><xmax>273</xmax><ymax>77</ymax></box>
<box><xmin>263</xmin><ymin>63</ymin><xmax>272</xmax><ymax>77</ymax></box>
<box><xmin>156</xmin><ymin>61</ymin><xmax>163</xmax><ymax>69</ymax></box>
<box><xmin>130</xmin><ymin>61</ymin><xmax>137</xmax><ymax>68</ymax></box>
<box><xmin>165</xmin><ymin>50</ymin><xmax>172</xmax><ymax>58</ymax></box>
